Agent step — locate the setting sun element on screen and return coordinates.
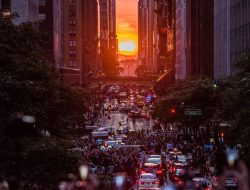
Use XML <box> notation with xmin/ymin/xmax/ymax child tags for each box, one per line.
<box><xmin>116</xmin><ymin>0</ymin><xmax>138</xmax><ymax>57</ymax></box>
<box><xmin>119</xmin><ymin>41</ymin><xmax>137</xmax><ymax>55</ymax></box>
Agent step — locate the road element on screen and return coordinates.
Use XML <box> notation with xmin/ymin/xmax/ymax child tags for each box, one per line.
<box><xmin>96</xmin><ymin>110</ymin><xmax>153</xmax><ymax>131</ymax></box>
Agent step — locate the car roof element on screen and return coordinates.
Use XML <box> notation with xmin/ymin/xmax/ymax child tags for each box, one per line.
<box><xmin>149</xmin><ymin>155</ymin><xmax>161</xmax><ymax>157</ymax></box>
<box><xmin>141</xmin><ymin>173</ymin><xmax>156</xmax><ymax>177</ymax></box>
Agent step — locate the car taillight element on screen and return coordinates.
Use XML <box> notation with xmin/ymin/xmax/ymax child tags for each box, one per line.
<box><xmin>157</xmin><ymin>170</ymin><xmax>163</xmax><ymax>175</ymax></box>
<box><xmin>153</xmin><ymin>181</ymin><xmax>160</xmax><ymax>184</ymax></box>
<box><xmin>174</xmin><ymin>176</ymin><xmax>178</xmax><ymax>181</ymax></box>
<box><xmin>140</xmin><ymin>170</ymin><xmax>145</xmax><ymax>174</ymax></box>
<box><xmin>171</xmin><ymin>167</ymin><xmax>176</xmax><ymax>173</ymax></box>
<box><xmin>178</xmin><ymin>180</ymin><xmax>183</xmax><ymax>186</ymax></box>
<box><xmin>234</xmin><ymin>177</ymin><xmax>238</xmax><ymax>183</ymax></box>
<box><xmin>204</xmin><ymin>188</ymin><xmax>210</xmax><ymax>190</ymax></box>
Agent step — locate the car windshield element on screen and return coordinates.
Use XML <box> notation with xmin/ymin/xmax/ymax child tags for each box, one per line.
<box><xmin>147</xmin><ymin>158</ymin><xmax>161</xmax><ymax>164</ymax></box>
<box><xmin>176</xmin><ymin>169</ymin><xmax>183</xmax><ymax>175</ymax></box>
<box><xmin>107</xmin><ymin>141</ymin><xmax>116</xmax><ymax>146</ymax></box>
<box><xmin>141</xmin><ymin>174</ymin><xmax>156</xmax><ymax>179</ymax></box>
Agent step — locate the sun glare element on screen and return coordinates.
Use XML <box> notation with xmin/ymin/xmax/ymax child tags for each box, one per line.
<box><xmin>119</xmin><ymin>41</ymin><xmax>137</xmax><ymax>56</ymax></box>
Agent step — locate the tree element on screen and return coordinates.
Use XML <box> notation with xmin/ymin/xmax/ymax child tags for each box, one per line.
<box><xmin>0</xmin><ymin>16</ymin><xmax>89</xmax><ymax>188</ymax></box>
<box><xmin>218</xmin><ymin>53</ymin><xmax>250</xmax><ymax>163</ymax></box>
<box><xmin>101</xmin><ymin>49</ymin><xmax>120</xmax><ymax>76</ymax></box>
<box><xmin>153</xmin><ymin>77</ymin><xmax>220</xmax><ymax>137</ymax></box>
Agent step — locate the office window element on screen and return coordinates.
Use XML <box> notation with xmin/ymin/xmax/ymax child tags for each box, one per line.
<box><xmin>69</xmin><ymin>30</ymin><xmax>76</xmax><ymax>36</ymax></box>
<box><xmin>69</xmin><ymin>11</ymin><xmax>76</xmax><ymax>16</ymax></box>
<box><xmin>69</xmin><ymin>0</ymin><xmax>76</xmax><ymax>5</ymax></box>
<box><xmin>69</xmin><ymin>20</ymin><xmax>76</xmax><ymax>25</ymax></box>
<box><xmin>39</xmin><ymin>0</ymin><xmax>46</xmax><ymax>6</ymax></box>
<box><xmin>69</xmin><ymin>40</ymin><xmax>76</xmax><ymax>47</ymax></box>
<box><xmin>69</xmin><ymin>61</ymin><xmax>77</xmax><ymax>67</ymax></box>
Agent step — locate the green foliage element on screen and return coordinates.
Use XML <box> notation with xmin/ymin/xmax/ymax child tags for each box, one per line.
<box><xmin>102</xmin><ymin>49</ymin><xmax>120</xmax><ymax>76</ymax></box>
<box><xmin>153</xmin><ymin>77</ymin><xmax>218</xmax><ymax>123</ymax></box>
<box><xmin>0</xmin><ymin>16</ymin><xmax>89</xmax><ymax>188</ymax></box>
<box><xmin>0</xmin><ymin>17</ymin><xmax>88</xmax><ymax>137</ymax></box>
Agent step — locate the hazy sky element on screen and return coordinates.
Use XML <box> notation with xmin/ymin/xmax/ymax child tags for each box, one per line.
<box><xmin>116</xmin><ymin>0</ymin><xmax>138</xmax><ymax>56</ymax></box>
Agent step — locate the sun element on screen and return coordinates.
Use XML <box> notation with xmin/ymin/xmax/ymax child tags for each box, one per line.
<box><xmin>119</xmin><ymin>40</ymin><xmax>137</xmax><ymax>56</ymax></box>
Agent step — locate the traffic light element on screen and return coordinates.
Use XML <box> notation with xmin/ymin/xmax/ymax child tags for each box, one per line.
<box><xmin>219</xmin><ymin>131</ymin><xmax>224</xmax><ymax>137</ymax></box>
<box><xmin>170</xmin><ymin>108</ymin><xmax>176</xmax><ymax>114</ymax></box>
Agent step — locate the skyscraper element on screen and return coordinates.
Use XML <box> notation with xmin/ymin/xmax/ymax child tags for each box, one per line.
<box><xmin>175</xmin><ymin>0</ymin><xmax>214</xmax><ymax>79</ymax></box>
<box><xmin>175</xmin><ymin>0</ymin><xmax>186</xmax><ymax>80</ymax></box>
<box><xmin>138</xmin><ymin>0</ymin><xmax>158</xmax><ymax>73</ymax></box>
<box><xmin>214</xmin><ymin>0</ymin><xmax>250</xmax><ymax>79</ymax></box>
<box><xmin>82</xmin><ymin>0</ymin><xmax>99</xmax><ymax>78</ymax></box>
<box><xmin>99</xmin><ymin>0</ymin><xmax>117</xmax><ymax>75</ymax></box>
<box><xmin>0</xmin><ymin>0</ymin><xmax>39</xmax><ymax>24</ymax></box>
<box><xmin>53</xmin><ymin>0</ymin><xmax>99</xmax><ymax>85</ymax></box>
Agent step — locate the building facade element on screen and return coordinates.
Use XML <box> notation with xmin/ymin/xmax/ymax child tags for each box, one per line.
<box><xmin>214</xmin><ymin>0</ymin><xmax>231</xmax><ymax>79</ymax></box>
<box><xmin>54</xmin><ymin>0</ymin><xmax>99</xmax><ymax>85</ymax></box>
<box><xmin>175</xmin><ymin>0</ymin><xmax>186</xmax><ymax>80</ymax></box>
<box><xmin>138</xmin><ymin>0</ymin><xmax>148</xmax><ymax>67</ymax></box>
<box><xmin>138</xmin><ymin>0</ymin><xmax>158</xmax><ymax>73</ymax></box>
<box><xmin>0</xmin><ymin>0</ymin><xmax>40</xmax><ymax>24</ymax></box>
<box><xmin>230</xmin><ymin>0</ymin><xmax>250</xmax><ymax>75</ymax></box>
<box><xmin>214</xmin><ymin>0</ymin><xmax>250</xmax><ymax>79</ymax></box>
<box><xmin>99</xmin><ymin>0</ymin><xmax>117</xmax><ymax>74</ymax></box>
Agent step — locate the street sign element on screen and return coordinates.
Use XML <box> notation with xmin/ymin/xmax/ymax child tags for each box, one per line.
<box><xmin>184</xmin><ymin>109</ymin><xmax>202</xmax><ymax>116</ymax></box>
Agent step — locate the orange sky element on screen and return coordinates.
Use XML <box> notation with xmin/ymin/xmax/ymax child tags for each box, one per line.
<box><xmin>116</xmin><ymin>0</ymin><xmax>138</xmax><ymax>57</ymax></box>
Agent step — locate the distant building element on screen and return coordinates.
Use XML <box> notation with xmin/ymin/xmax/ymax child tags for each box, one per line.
<box><xmin>138</xmin><ymin>0</ymin><xmax>148</xmax><ymax>67</ymax></box>
<box><xmin>0</xmin><ymin>0</ymin><xmax>40</xmax><ymax>24</ymax></box>
<box><xmin>99</xmin><ymin>0</ymin><xmax>117</xmax><ymax>73</ymax></box>
<box><xmin>138</xmin><ymin>0</ymin><xmax>158</xmax><ymax>73</ymax></box>
<box><xmin>175</xmin><ymin>0</ymin><xmax>186</xmax><ymax>80</ymax></box>
<box><xmin>82</xmin><ymin>0</ymin><xmax>99</xmax><ymax>78</ymax></box>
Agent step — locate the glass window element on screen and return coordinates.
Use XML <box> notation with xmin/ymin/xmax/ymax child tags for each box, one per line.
<box><xmin>69</xmin><ymin>41</ymin><xmax>76</xmax><ymax>47</ymax></box>
<box><xmin>69</xmin><ymin>0</ymin><xmax>76</xmax><ymax>5</ymax></box>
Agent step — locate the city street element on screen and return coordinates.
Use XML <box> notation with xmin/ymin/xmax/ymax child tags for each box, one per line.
<box><xmin>96</xmin><ymin>111</ymin><xmax>152</xmax><ymax>131</ymax></box>
<box><xmin>1</xmin><ymin>0</ymin><xmax>250</xmax><ymax>189</ymax></box>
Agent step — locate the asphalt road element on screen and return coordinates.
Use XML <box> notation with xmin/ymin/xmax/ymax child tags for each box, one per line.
<box><xmin>96</xmin><ymin>111</ymin><xmax>153</xmax><ymax>131</ymax></box>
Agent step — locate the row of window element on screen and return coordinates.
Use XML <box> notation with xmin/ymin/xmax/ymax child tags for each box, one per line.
<box><xmin>69</xmin><ymin>40</ymin><xmax>76</xmax><ymax>46</ymax></box>
<box><xmin>69</xmin><ymin>60</ymin><xmax>77</xmax><ymax>67</ymax></box>
<box><xmin>69</xmin><ymin>0</ymin><xmax>76</xmax><ymax>6</ymax></box>
<box><xmin>69</xmin><ymin>1</ymin><xmax>76</xmax><ymax>67</ymax></box>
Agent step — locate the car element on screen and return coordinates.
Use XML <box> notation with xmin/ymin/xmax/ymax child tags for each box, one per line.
<box><xmin>193</xmin><ymin>177</ymin><xmax>213</xmax><ymax>190</ymax></box>
<box><xmin>149</xmin><ymin>155</ymin><xmax>162</xmax><ymax>159</ymax></box>
<box><xmin>225</xmin><ymin>176</ymin><xmax>237</xmax><ymax>189</ymax></box>
<box><xmin>117</xmin><ymin>125</ymin><xmax>129</xmax><ymax>134</ymax></box>
<box><xmin>169</xmin><ymin>166</ymin><xmax>185</xmax><ymax>182</ymax></box>
<box><xmin>137</xmin><ymin>173</ymin><xmax>160</xmax><ymax>190</ymax></box>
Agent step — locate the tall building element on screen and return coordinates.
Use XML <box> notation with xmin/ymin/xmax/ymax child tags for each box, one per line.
<box><xmin>54</xmin><ymin>0</ymin><xmax>99</xmax><ymax>85</ymax></box>
<box><xmin>187</xmin><ymin>0</ymin><xmax>214</xmax><ymax>77</ymax></box>
<box><xmin>0</xmin><ymin>0</ymin><xmax>39</xmax><ymax>24</ymax></box>
<box><xmin>175</xmin><ymin>0</ymin><xmax>214</xmax><ymax>79</ymax></box>
<box><xmin>138</xmin><ymin>0</ymin><xmax>158</xmax><ymax>73</ymax></box>
<box><xmin>138</xmin><ymin>0</ymin><xmax>148</xmax><ymax>67</ymax></box>
<box><xmin>82</xmin><ymin>0</ymin><xmax>99</xmax><ymax>77</ymax></box>
<box><xmin>214</xmin><ymin>0</ymin><xmax>230</xmax><ymax>79</ymax></box>
<box><xmin>214</xmin><ymin>0</ymin><xmax>250</xmax><ymax>79</ymax></box>
<box><xmin>39</xmin><ymin>0</ymin><xmax>54</xmax><ymax>61</ymax></box>
<box><xmin>0</xmin><ymin>0</ymin><xmax>11</xmax><ymax>16</ymax></box>
<box><xmin>175</xmin><ymin>0</ymin><xmax>186</xmax><ymax>80</ymax></box>
<box><xmin>99</xmin><ymin>0</ymin><xmax>117</xmax><ymax>74</ymax></box>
